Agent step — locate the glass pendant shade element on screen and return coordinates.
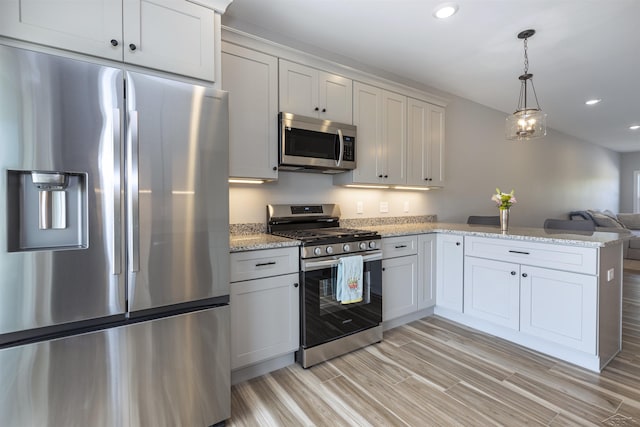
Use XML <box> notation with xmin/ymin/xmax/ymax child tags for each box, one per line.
<box><xmin>506</xmin><ymin>108</ymin><xmax>547</xmax><ymax>140</ymax></box>
<box><xmin>505</xmin><ymin>29</ymin><xmax>547</xmax><ymax>141</ymax></box>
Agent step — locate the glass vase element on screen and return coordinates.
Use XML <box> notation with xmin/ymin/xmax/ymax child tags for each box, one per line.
<box><xmin>500</xmin><ymin>208</ymin><xmax>510</xmax><ymax>232</ymax></box>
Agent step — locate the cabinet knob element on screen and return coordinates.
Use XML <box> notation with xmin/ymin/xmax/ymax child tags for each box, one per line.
<box><xmin>378</xmin><ymin>174</ymin><xmax>383</xmax><ymax>178</ymax></box>
<box><xmin>110</xmin><ymin>39</ymin><xmax>119</xmax><ymax>47</ymax></box>
<box><xmin>314</xmin><ymin>107</ymin><xmax>319</xmax><ymax>111</ymax></box>
<box><xmin>273</xmin><ymin>166</ymin><xmax>277</xmax><ymax>171</ymax></box>
<box><xmin>511</xmin><ymin>271</ymin><xmax>517</xmax><ymax>275</ymax></box>
<box><xmin>522</xmin><ymin>273</ymin><xmax>528</xmax><ymax>278</ymax></box>
<box><xmin>456</xmin><ymin>242</ymin><xmax>461</xmax><ymax>246</ymax></box>
<box><xmin>384</xmin><ymin>175</ymin><xmax>388</xmax><ymax>178</ymax></box>
<box><xmin>129</xmin><ymin>43</ymin><xmax>137</xmax><ymax>51</ymax></box>
<box><xmin>293</xmin><ymin>283</ymin><xmax>299</xmax><ymax>288</ymax></box>
<box><xmin>382</xmin><ymin>267</ymin><xmax>386</xmax><ymax>272</ymax></box>
<box><xmin>322</xmin><ymin>108</ymin><xmax>326</xmax><ymax>112</ymax></box>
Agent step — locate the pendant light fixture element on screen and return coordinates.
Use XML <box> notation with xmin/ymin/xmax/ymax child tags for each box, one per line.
<box><xmin>505</xmin><ymin>29</ymin><xmax>547</xmax><ymax>140</ymax></box>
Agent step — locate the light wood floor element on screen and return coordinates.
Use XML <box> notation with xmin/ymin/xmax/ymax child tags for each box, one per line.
<box><xmin>228</xmin><ymin>269</ymin><xmax>640</xmax><ymax>426</ymax></box>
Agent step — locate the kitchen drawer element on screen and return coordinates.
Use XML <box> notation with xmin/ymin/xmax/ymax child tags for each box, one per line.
<box><xmin>382</xmin><ymin>235</ymin><xmax>418</xmax><ymax>259</ymax></box>
<box><xmin>464</xmin><ymin>236</ymin><xmax>597</xmax><ymax>275</ymax></box>
<box><xmin>230</xmin><ymin>247</ymin><xmax>299</xmax><ymax>282</ymax></box>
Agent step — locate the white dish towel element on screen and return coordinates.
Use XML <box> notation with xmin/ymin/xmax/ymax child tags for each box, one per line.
<box><xmin>336</xmin><ymin>255</ymin><xmax>363</xmax><ymax>304</ymax></box>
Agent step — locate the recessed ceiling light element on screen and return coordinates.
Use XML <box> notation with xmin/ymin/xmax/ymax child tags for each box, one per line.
<box><xmin>585</xmin><ymin>99</ymin><xmax>601</xmax><ymax>105</ymax></box>
<box><xmin>433</xmin><ymin>3</ymin><xmax>459</xmax><ymax>19</ymax></box>
<box><xmin>630</xmin><ymin>125</ymin><xmax>640</xmax><ymax>130</ymax></box>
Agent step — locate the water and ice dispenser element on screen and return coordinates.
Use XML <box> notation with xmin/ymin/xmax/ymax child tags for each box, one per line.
<box><xmin>7</xmin><ymin>170</ymin><xmax>88</xmax><ymax>251</ymax></box>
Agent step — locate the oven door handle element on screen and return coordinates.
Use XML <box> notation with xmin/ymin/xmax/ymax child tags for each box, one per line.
<box><xmin>302</xmin><ymin>252</ymin><xmax>382</xmax><ymax>271</ymax></box>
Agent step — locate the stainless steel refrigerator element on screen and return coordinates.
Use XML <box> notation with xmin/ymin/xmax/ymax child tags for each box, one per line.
<box><xmin>0</xmin><ymin>43</ymin><xmax>230</xmax><ymax>426</ymax></box>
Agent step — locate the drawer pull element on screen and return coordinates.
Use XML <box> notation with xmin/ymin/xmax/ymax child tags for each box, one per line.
<box><xmin>511</xmin><ymin>271</ymin><xmax>516</xmax><ymax>275</ymax></box>
<box><xmin>522</xmin><ymin>273</ymin><xmax>528</xmax><ymax>278</ymax></box>
<box><xmin>509</xmin><ymin>250</ymin><xmax>530</xmax><ymax>255</ymax></box>
<box><xmin>394</xmin><ymin>245</ymin><xmax>408</xmax><ymax>249</ymax></box>
<box><xmin>255</xmin><ymin>261</ymin><xmax>277</xmax><ymax>267</ymax></box>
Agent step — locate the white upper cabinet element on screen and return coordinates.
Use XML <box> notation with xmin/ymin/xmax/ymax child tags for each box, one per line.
<box><xmin>0</xmin><ymin>0</ymin><xmax>219</xmax><ymax>81</ymax></box>
<box><xmin>279</xmin><ymin>59</ymin><xmax>353</xmax><ymax>123</ymax></box>
<box><xmin>335</xmin><ymin>81</ymin><xmax>406</xmax><ymax>185</ymax></box>
<box><xmin>222</xmin><ymin>42</ymin><xmax>279</xmax><ymax>180</ymax></box>
<box><xmin>407</xmin><ymin>98</ymin><xmax>445</xmax><ymax>187</ymax></box>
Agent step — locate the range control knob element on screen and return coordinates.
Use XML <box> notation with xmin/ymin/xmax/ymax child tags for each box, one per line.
<box><xmin>313</xmin><ymin>247</ymin><xmax>322</xmax><ymax>256</ymax></box>
<box><xmin>368</xmin><ymin>241</ymin><xmax>377</xmax><ymax>249</ymax></box>
<box><xmin>359</xmin><ymin>242</ymin><xmax>367</xmax><ymax>250</ymax></box>
<box><xmin>343</xmin><ymin>244</ymin><xmax>351</xmax><ymax>252</ymax></box>
<box><xmin>326</xmin><ymin>246</ymin><xmax>334</xmax><ymax>254</ymax></box>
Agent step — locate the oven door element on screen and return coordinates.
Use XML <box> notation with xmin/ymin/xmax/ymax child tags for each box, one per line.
<box><xmin>300</xmin><ymin>252</ymin><xmax>382</xmax><ymax>348</ymax></box>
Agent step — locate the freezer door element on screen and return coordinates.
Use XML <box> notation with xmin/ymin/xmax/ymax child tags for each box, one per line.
<box><xmin>0</xmin><ymin>306</ymin><xmax>230</xmax><ymax>426</ymax></box>
<box><xmin>0</xmin><ymin>326</ymin><xmax>128</xmax><ymax>426</ymax></box>
<box><xmin>0</xmin><ymin>44</ymin><xmax>126</xmax><ymax>338</ymax></box>
<box><xmin>125</xmin><ymin>71</ymin><xmax>229</xmax><ymax>313</ymax></box>
<box><xmin>127</xmin><ymin>306</ymin><xmax>231</xmax><ymax>425</ymax></box>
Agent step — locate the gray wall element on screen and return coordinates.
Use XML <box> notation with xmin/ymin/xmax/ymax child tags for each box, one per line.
<box><xmin>620</xmin><ymin>152</ymin><xmax>640</xmax><ymax>213</ymax></box>
<box><xmin>230</xmin><ymin>92</ymin><xmax>621</xmax><ymax>226</ymax></box>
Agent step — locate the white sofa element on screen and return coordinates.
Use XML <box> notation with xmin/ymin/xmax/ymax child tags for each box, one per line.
<box><xmin>570</xmin><ymin>210</ymin><xmax>640</xmax><ymax>260</ymax></box>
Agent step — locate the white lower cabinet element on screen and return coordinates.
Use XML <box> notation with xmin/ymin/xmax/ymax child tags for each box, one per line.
<box><xmin>417</xmin><ymin>234</ymin><xmax>436</xmax><ymax>309</ymax></box>
<box><xmin>382</xmin><ymin>236</ymin><xmax>418</xmax><ymax>321</ymax></box>
<box><xmin>463</xmin><ymin>236</ymin><xmax>601</xmax><ymax>355</ymax></box>
<box><xmin>435</xmin><ymin>234</ymin><xmax>464</xmax><ymax>312</ymax></box>
<box><xmin>230</xmin><ymin>247</ymin><xmax>299</xmax><ymax>370</ymax></box>
<box><xmin>520</xmin><ymin>266</ymin><xmax>597</xmax><ymax>353</ymax></box>
<box><xmin>463</xmin><ymin>257</ymin><xmax>520</xmax><ymax>330</ymax></box>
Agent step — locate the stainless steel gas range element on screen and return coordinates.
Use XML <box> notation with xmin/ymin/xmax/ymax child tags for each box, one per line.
<box><xmin>267</xmin><ymin>204</ymin><xmax>382</xmax><ymax>368</ymax></box>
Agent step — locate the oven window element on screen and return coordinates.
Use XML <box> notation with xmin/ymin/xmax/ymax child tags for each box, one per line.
<box><xmin>301</xmin><ymin>259</ymin><xmax>382</xmax><ymax>348</ymax></box>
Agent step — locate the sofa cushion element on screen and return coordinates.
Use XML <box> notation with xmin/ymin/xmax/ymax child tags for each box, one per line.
<box><xmin>587</xmin><ymin>210</ymin><xmax>625</xmax><ymax>228</ymax></box>
<box><xmin>617</xmin><ymin>213</ymin><xmax>640</xmax><ymax>230</ymax></box>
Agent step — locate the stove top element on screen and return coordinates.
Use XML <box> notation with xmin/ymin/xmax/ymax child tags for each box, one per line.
<box><xmin>267</xmin><ymin>203</ymin><xmax>381</xmax><ymax>258</ymax></box>
<box><xmin>272</xmin><ymin>227</ymin><xmax>378</xmax><ymax>243</ymax></box>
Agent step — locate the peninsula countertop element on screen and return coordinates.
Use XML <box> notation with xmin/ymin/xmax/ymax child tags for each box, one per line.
<box><xmin>230</xmin><ymin>222</ymin><xmax>627</xmax><ymax>252</ymax></box>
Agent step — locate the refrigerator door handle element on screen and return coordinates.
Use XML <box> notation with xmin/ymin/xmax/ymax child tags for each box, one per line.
<box><xmin>127</xmin><ymin>110</ymin><xmax>140</xmax><ymax>273</ymax></box>
<box><xmin>112</xmin><ymin>108</ymin><xmax>122</xmax><ymax>275</ymax></box>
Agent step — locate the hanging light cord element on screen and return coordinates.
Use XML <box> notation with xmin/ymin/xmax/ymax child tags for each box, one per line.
<box><xmin>518</xmin><ymin>36</ymin><xmax>542</xmax><ymax>111</ymax></box>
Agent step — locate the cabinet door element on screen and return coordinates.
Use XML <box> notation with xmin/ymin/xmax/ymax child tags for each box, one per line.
<box><xmin>382</xmin><ymin>255</ymin><xmax>418</xmax><ymax>321</ymax></box>
<box><xmin>464</xmin><ymin>257</ymin><xmax>520</xmax><ymax>330</ymax></box>
<box><xmin>279</xmin><ymin>59</ymin><xmax>318</xmax><ymax>117</ymax></box>
<box><xmin>436</xmin><ymin>234</ymin><xmax>464</xmax><ymax>312</ymax></box>
<box><xmin>222</xmin><ymin>43</ymin><xmax>278</xmax><ymax>180</ymax></box>
<box><xmin>520</xmin><ymin>266</ymin><xmax>597</xmax><ymax>353</ymax></box>
<box><xmin>418</xmin><ymin>234</ymin><xmax>437</xmax><ymax>309</ymax></box>
<box><xmin>318</xmin><ymin>71</ymin><xmax>353</xmax><ymax>123</ymax></box>
<box><xmin>0</xmin><ymin>0</ymin><xmax>122</xmax><ymax>61</ymax></box>
<box><xmin>230</xmin><ymin>273</ymin><xmax>299</xmax><ymax>369</ymax></box>
<box><xmin>351</xmin><ymin>81</ymin><xmax>383</xmax><ymax>183</ymax></box>
<box><xmin>123</xmin><ymin>0</ymin><xmax>216</xmax><ymax>81</ymax></box>
<box><xmin>407</xmin><ymin>98</ymin><xmax>445</xmax><ymax>187</ymax></box>
<box><xmin>381</xmin><ymin>90</ymin><xmax>407</xmax><ymax>185</ymax></box>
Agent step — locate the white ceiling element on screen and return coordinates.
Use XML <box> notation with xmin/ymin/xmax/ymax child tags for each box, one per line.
<box><xmin>222</xmin><ymin>0</ymin><xmax>640</xmax><ymax>152</ymax></box>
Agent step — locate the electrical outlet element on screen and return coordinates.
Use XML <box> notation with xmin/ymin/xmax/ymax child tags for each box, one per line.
<box><xmin>356</xmin><ymin>201</ymin><xmax>364</xmax><ymax>214</ymax></box>
<box><xmin>403</xmin><ymin>201</ymin><xmax>409</xmax><ymax>212</ymax></box>
<box><xmin>379</xmin><ymin>202</ymin><xmax>389</xmax><ymax>213</ymax></box>
<box><xmin>607</xmin><ymin>268</ymin><xmax>615</xmax><ymax>281</ymax></box>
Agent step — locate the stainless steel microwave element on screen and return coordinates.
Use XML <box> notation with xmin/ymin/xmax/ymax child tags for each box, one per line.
<box><xmin>278</xmin><ymin>112</ymin><xmax>356</xmax><ymax>173</ymax></box>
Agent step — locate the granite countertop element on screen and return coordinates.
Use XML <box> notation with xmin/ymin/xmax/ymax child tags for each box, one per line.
<box><xmin>229</xmin><ymin>234</ymin><xmax>300</xmax><ymax>253</ymax></box>
<box><xmin>229</xmin><ymin>221</ymin><xmax>627</xmax><ymax>252</ymax></box>
<box><xmin>359</xmin><ymin>222</ymin><xmax>627</xmax><ymax>248</ymax></box>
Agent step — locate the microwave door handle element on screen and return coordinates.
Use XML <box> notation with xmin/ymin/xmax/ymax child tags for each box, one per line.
<box><xmin>336</xmin><ymin>129</ymin><xmax>344</xmax><ymax>167</ymax></box>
